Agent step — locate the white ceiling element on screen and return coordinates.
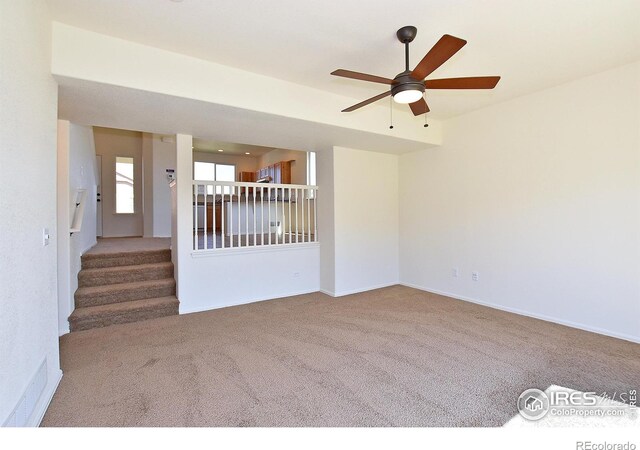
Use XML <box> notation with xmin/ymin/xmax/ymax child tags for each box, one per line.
<box><xmin>192</xmin><ymin>139</ymin><xmax>277</xmax><ymax>157</ymax></box>
<box><xmin>49</xmin><ymin>0</ymin><xmax>640</xmax><ymax>119</ymax></box>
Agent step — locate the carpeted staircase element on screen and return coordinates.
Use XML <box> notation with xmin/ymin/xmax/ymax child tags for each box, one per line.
<box><xmin>69</xmin><ymin>247</ymin><xmax>179</xmax><ymax>331</ymax></box>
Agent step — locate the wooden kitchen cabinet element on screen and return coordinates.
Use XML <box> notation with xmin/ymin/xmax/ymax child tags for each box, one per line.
<box><xmin>206</xmin><ymin>203</ymin><xmax>222</xmax><ymax>231</ymax></box>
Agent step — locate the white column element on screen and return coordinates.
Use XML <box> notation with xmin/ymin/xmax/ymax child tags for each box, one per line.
<box><xmin>174</xmin><ymin>134</ymin><xmax>193</xmax><ymax>306</ymax></box>
<box><xmin>142</xmin><ymin>133</ymin><xmax>154</xmax><ymax>237</ymax></box>
<box><xmin>56</xmin><ymin>120</ymin><xmax>72</xmax><ymax>335</ymax></box>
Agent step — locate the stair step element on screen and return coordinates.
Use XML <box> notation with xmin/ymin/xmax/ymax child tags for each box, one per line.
<box><xmin>81</xmin><ymin>249</ymin><xmax>171</xmax><ymax>269</ymax></box>
<box><xmin>75</xmin><ymin>278</ymin><xmax>176</xmax><ymax>308</ymax></box>
<box><xmin>78</xmin><ymin>262</ymin><xmax>174</xmax><ymax>287</ymax></box>
<box><xmin>69</xmin><ymin>296</ymin><xmax>179</xmax><ymax>332</ymax></box>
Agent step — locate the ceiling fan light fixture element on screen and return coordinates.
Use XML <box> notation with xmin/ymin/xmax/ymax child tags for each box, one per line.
<box><xmin>393</xmin><ymin>89</ymin><xmax>423</xmax><ymax>104</ymax></box>
<box><xmin>391</xmin><ymin>79</ymin><xmax>425</xmax><ymax>104</ymax></box>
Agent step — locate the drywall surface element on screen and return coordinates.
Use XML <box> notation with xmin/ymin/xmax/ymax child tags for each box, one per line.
<box><xmin>142</xmin><ymin>133</ymin><xmax>154</xmax><ymax>237</ymax></box>
<box><xmin>57</xmin><ymin>121</ymin><xmax>97</xmax><ymax>335</ymax></box>
<box><xmin>93</xmin><ymin>127</ymin><xmax>143</xmax><ymax>237</ymax></box>
<box><xmin>315</xmin><ymin>147</ymin><xmax>335</xmax><ymax>294</ymax></box>
<box><xmin>332</xmin><ymin>146</ymin><xmax>400</xmax><ymax>296</ymax></box>
<box><xmin>0</xmin><ymin>0</ymin><xmax>62</xmax><ymax>425</ymax></box>
<box><xmin>152</xmin><ymin>136</ymin><xmax>176</xmax><ymax>237</ymax></box>
<box><xmin>259</xmin><ymin>148</ymin><xmax>308</xmax><ymax>185</ymax></box>
<box><xmin>400</xmin><ymin>61</ymin><xmax>640</xmax><ymax>342</ymax></box>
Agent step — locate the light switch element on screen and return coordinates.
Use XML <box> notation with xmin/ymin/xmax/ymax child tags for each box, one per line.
<box><xmin>43</xmin><ymin>228</ymin><xmax>50</xmax><ymax>246</ymax></box>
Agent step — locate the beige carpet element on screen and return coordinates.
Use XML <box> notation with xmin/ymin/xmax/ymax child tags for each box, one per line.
<box><xmin>86</xmin><ymin>237</ymin><xmax>171</xmax><ymax>254</ymax></box>
<box><xmin>42</xmin><ymin>286</ymin><xmax>639</xmax><ymax>427</ymax></box>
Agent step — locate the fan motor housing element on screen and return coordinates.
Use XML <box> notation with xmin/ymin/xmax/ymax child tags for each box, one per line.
<box><xmin>391</xmin><ymin>71</ymin><xmax>425</xmax><ymax>97</ymax></box>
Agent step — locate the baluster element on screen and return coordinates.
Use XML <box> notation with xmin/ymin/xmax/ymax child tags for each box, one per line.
<box><xmin>288</xmin><ymin>187</ymin><xmax>292</xmax><ymax>244</ymax></box>
<box><xmin>245</xmin><ymin>184</ymin><xmax>249</xmax><ymax>247</ymax></box>
<box><xmin>268</xmin><ymin>186</ymin><xmax>272</xmax><ymax>246</ymax></box>
<box><xmin>211</xmin><ymin>184</ymin><xmax>218</xmax><ymax>250</ymax></box>
<box><xmin>221</xmin><ymin>184</ymin><xmax>225</xmax><ymax>249</ymax></box>
<box><xmin>204</xmin><ymin>185</ymin><xmax>208</xmax><ymax>249</ymax></box>
<box><xmin>301</xmin><ymin>187</ymin><xmax>305</xmax><ymax>242</ymax></box>
<box><xmin>314</xmin><ymin>188</ymin><xmax>318</xmax><ymax>242</ymax></box>
<box><xmin>237</xmin><ymin>185</ymin><xmax>241</xmax><ymax>247</ymax></box>
<box><xmin>193</xmin><ymin>184</ymin><xmax>198</xmax><ymax>250</ymax></box>
<box><xmin>296</xmin><ymin>188</ymin><xmax>300</xmax><ymax>244</ymax></box>
<box><xmin>307</xmin><ymin>187</ymin><xmax>311</xmax><ymax>243</ymax></box>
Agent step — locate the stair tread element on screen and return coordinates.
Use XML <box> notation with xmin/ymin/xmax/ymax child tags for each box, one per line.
<box><xmin>76</xmin><ymin>278</ymin><xmax>175</xmax><ymax>296</ymax></box>
<box><xmin>70</xmin><ymin>296</ymin><xmax>179</xmax><ymax>320</ymax></box>
<box><xmin>79</xmin><ymin>261</ymin><xmax>173</xmax><ymax>276</ymax></box>
<box><xmin>82</xmin><ymin>248</ymin><xmax>170</xmax><ymax>259</ymax></box>
<box><xmin>81</xmin><ymin>248</ymin><xmax>171</xmax><ymax>269</ymax></box>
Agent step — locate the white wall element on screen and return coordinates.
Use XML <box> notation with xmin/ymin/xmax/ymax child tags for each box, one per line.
<box><xmin>142</xmin><ymin>133</ymin><xmax>154</xmax><ymax>237</ymax></box>
<box><xmin>152</xmin><ymin>136</ymin><xmax>176</xmax><ymax>237</ymax></box>
<box><xmin>0</xmin><ymin>1</ymin><xmax>62</xmax><ymax>426</ymax></box>
<box><xmin>330</xmin><ymin>146</ymin><xmax>400</xmax><ymax>296</ymax></box>
<box><xmin>57</xmin><ymin>121</ymin><xmax>97</xmax><ymax>335</ymax></box>
<box><xmin>316</xmin><ymin>147</ymin><xmax>336</xmax><ymax>295</ymax></box>
<box><xmin>400</xmin><ymin>61</ymin><xmax>640</xmax><ymax>343</ymax></box>
<box><xmin>259</xmin><ymin>148</ymin><xmax>308</xmax><ymax>185</ymax></box>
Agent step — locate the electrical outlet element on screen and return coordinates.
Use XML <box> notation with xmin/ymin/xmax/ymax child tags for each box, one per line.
<box><xmin>452</xmin><ymin>268</ymin><xmax>459</xmax><ymax>278</ymax></box>
<box><xmin>472</xmin><ymin>271</ymin><xmax>479</xmax><ymax>281</ymax></box>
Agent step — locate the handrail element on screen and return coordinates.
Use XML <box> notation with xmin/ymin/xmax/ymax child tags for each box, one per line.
<box><xmin>192</xmin><ymin>180</ymin><xmax>318</xmax><ymax>190</ymax></box>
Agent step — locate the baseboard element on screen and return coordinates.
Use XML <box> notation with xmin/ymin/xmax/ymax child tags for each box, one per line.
<box><xmin>400</xmin><ymin>282</ymin><xmax>640</xmax><ymax>344</ymax></box>
<box><xmin>319</xmin><ymin>282</ymin><xmax>399</xmax><ymax>298</ymax></box>
<box><xmin>30</xmin><ymin>369</ymin><xmax>62</xmax><ymax>427</ymax></box>
<box><xmin>332</xmin><ymin>282</ymin><xmax>399</xmax><ymax>297</ymax></box>
<box><xmin>179</xmin><ymin>287</ymin><xmax>320</xmax><ymax>315</ymax></box>
<box><xmin>58</xmin><ymin>323</ymin><xmax>70</xmax><ymax>337</ymax></box>
<box><xmin>319</xmin><ymin>289</ymin><xmax>336</xmax><ymax>297</ymax></box>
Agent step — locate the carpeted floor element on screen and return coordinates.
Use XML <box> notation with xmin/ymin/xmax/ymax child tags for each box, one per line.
<box><xmin>42</xmin><ymin>286</ymin><xmax>640</xmax><ymax>427</ymax></box>
<box><xmin>87</xmin><ymin>237</ymin><xmax>171</xmax><ymax>254</ymax></box>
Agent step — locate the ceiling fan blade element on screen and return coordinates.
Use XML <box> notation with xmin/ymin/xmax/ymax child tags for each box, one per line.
<box><xmin>410</xmin><ymin>34</ymin><xmax>467</xmax><ymax>81</ymax></box>
<box><xmin>342</xmin><ymin>91</ymin><xmax>391</xmax><ymax>112</ymax></box>
<box><xmin>331</xmin><ymin>69</ymin><xmax>394</xmax><ymax>85</ymax></box>
<box><xmin>425</xmin><ymin>76</ymin><xmax>501</xmax><ymax>89</ymax></box>
<box><xmin>408</xmin><ymin>97</ymin><xmax>430</xmax><ymax>116</ymax></box>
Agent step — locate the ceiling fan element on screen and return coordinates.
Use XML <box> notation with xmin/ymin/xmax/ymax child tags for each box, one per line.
<box><xmin>331</xmin><ymin>26</ymin><xmax>500</xmax><ymax>116</ymax></box>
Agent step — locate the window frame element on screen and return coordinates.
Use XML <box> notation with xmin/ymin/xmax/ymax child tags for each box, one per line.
<box><xmin>193</xmin><ymin>161</ymin><xmax>236</xmax><ymax>195</ymax></box>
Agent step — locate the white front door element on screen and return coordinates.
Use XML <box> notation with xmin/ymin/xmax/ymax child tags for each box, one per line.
<box><xmin>96</xmin><ymin>155</ymin><xmax>103</xmax><ymax>237</ymax></box>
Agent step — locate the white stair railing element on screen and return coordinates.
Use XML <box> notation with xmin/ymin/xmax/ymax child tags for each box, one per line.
<box><xmin>192</xmin><ymin>181</ymin><xmax>318</xmax><ymax>251</ymax></box>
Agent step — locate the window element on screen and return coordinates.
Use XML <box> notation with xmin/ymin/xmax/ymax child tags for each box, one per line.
<box><xmin>307</xmin><ymin>151</ymin><xmax>316</xmax><ymax>198</ymax></box>
<box><xmin>115</xmin><ymin>156</ymin><xmax>134</xmax><ymax>213</ymax></box>
<box><xmin>194</xmin><ymin>161</ymin><xmax>235</xmax><ymax>194</ymax></box>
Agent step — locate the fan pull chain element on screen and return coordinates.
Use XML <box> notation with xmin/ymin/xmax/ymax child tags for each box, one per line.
<box><xmin>389</xmin><ymin>95</ymin><xmax>394</xmax><ymax>129</ymax></box>
<box><xmin>423</xmin><ymin>93</ymin><xmax>429</xmax><ymax>128</ymax></box>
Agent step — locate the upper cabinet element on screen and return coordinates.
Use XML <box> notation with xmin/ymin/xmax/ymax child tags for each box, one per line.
<box><xmin>244</xmin><ymin>160</ymin><xmax>293</xmax><ymax>184</ymax></box>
